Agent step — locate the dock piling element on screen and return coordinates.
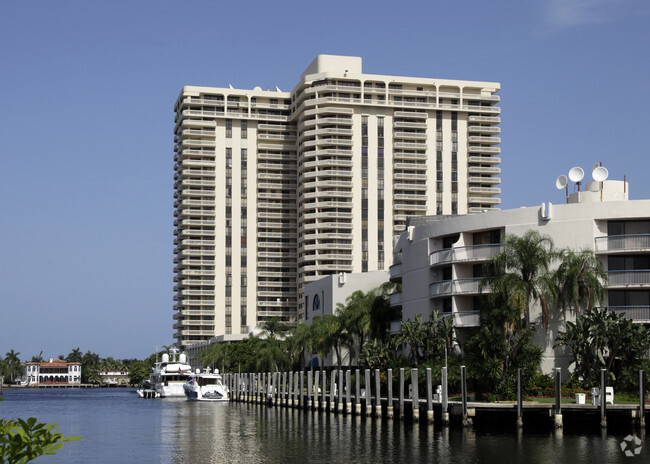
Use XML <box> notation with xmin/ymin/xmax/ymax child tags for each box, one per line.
<box><xmin>411</xmin><ymin>368</ymin><xmax>420</xmax><ymax>422</ymax></box>
<box><xmin>337</xmin><ymin>370</ymin><xmax>344</xmax><ymax>413</ymax></box>
<box><xmin>308</xmin><ymin>370</ymin><xmax>313</xmax><ymax>410</ymax></box>
<box><xmin>554</xmin><ymin>368</ymin><xmax>563</xmax><ymax>428</ymax></box>
<box><xmin>399</xmin><ymin>368</ymin><xmax>405</xmax><ymax>421</ymax></box>
<box><xmin>640</xmin><ymin>370</ymin><xmax>646</xmax><ymax>429</ymax></box>
<box><xmin>329</xmin><ymin>370</ymin><xmax>336</xmax><ymax>412</ymax></box>
<box><xmin>387</xmin><ymin>368</ymin><xmax>394</xmax><ymax>419</ymax></box>
<box><xmin>600</xmin><ymin>369</ymin><xmax>607</xmax><ymax>429</ymax></box>
<box><xmin>355</xmin><ymin>369</ymin><xmax>361</xmax><ymax>415</ymax></box>
<box><xmin>346</xmin><ymin>370</ymin><xmax>352</xmax><ymax>414</ymax></box>
<box><xmin>321</xmin><ymin>369</ymin><xmax>327</xmax><ymax>411</ymax></box>
<box><xmin>516</xmin><ymin>368</ymin><xmax>523</xmax><ymax>428</ymax></box>
<box><xmin>442</xmin><ymin>367</ymin><xmax>449</xmax><ymax>426</ymax></box>
<box><xmin>365</xmin><ymin>369</ymin><xmax>372</xmax><ymax>417</ymax></box>
<box><xmin>461</xmin><ymin>365</ymin><xmax>470</xmax><ymax>427</ymax></box>
<box><xmin>426</xmin><ymin>368</ymin><xmax>434</xmax><ymax>425</ymax></box>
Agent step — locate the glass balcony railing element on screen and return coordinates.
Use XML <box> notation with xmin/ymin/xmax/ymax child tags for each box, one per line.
<box><xmin>599</xmin><ymin>306</ymin><xmax>650</xmax><ymax>322</ymax></box>
<box><xmin>595</xmin><ymin>234</ymin><xmax>650</xmax><ymax>253</ymax></box>
<box><xmin>430</xmin><ymin>278</ymin><xmax>486</xmax><ymax>297</ymax></box>
<box><xmin>606</xmin><ymin>270</ymin><xmax>650</xmax><ymax>286</ymax></box>
<box><xmin>430</xmin><ymin>244</ymin><xmax>502</xmax><ymax>267</ymax></box>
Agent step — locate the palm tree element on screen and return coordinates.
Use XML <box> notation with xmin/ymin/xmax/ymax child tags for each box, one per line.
<box><xmin>311</xmin><ymin>315</ymin><xmax>347</xmax><ymax>369</ymax></box>
<box><xmin>337</xmin><ymin>290</ymin><xmax>373</xmax><ymax>366</ymax></box>
<box><xmin>81</xmin><ymin>351</ymin><xmax>101</xmax><ymax>384</ymax></box>
<box><xmin>481</xmin><ymin>230</ymin><xmax>556</xmax><ymax>331</ymax></box>
<box><xmin>255</xmin><ymin>319</ymin><xmax>290</xmax><ymax>372</ymax></box>
<box><xmin>554</xmin><ymin>316</ymin><xmax>593</xmax><ymax>381</ymax></box>
<box><xmin>422</xmin><ymin>310</ymin><xmax>455</xmax><ymax>361</ymax></box>
<box><xmin>554</xmin><ymin>248</ymin><xmax>606</xmax><ymax>316</ymax></box>
<box><xmin>259</xmin><ymin>318</ymin><xmax>288</xmax><ymax>339</ymax></box>
<box><xmin>556</xmin><ymin>308</ymin><xmax>650</xmax><ymax>387</ymax></box>
<box><xmin>4</xmin><ymin>350</ymin><xmax>22</xmax><ymax>383</ymax></box>
<box><xmin>254</xmin><ymin>337</ymin><xmax>288</xmax><ymax>372</ymax></box>
<box><xmin>369</xmin><ymin>282</ymin><xmax>398</xmax><ymax>342</ymax></box>
<box><xmin>284</xmin><ymin>323</ymin><xmax>312</xmax><ymax>370</ymax></box>
<box><xmin>66</xmin><ymin>348</ymin><xmax>83</xmax><ymax>363</ymax></box>
<box><xmin>360</xmin><ymin>338</ymin><xmax>394</xmax><ymax>369</ymax></box>
<box><xmin>399</xmin><ymin>315</ymin><xmax>425</xmax><ymax>366</ymax></box>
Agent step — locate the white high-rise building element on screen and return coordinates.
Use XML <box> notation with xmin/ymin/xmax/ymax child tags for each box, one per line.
<box><xmin>173</xmin><ymin>55</ymin><xmax>501</xmax><ymax>349</ymax></box>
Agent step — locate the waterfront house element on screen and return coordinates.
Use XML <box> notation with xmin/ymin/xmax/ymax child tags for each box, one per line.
<box><xmin>23</xmin><ymin>357</ymin><xmax>82</xmax><ymax>386</ymax></box>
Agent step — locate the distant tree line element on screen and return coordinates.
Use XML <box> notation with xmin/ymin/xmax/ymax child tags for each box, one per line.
<box><xmin>0</xmin><ymin>348</ymin><xmax>147</xmax><ymax>387</ymax></box>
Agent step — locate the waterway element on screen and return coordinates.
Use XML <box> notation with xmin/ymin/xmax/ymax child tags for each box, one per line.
<box><xmin>0</xmin><ymin>388</ymin><xmax>647</xmax><ymax>463</ymax></box>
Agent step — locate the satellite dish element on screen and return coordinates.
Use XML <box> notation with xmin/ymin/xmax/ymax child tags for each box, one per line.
<box><xmin>568</xmin><ymin>166</ymin><xmax>584</xmax><ymax>183</ymax></box>
<box><xmin>592</xmin><ymin>162</ymin><xmax>600</xmax><ymax>173</ymax></box>
<box><xmin>556</xmin><ymin>175</ymin><xmax>568</xmax><ymax>190</ymax></box>
<box><xmin>592</xmin><ymin>166</ymin><xmax>609</xmax><ymax>182</ymax></box>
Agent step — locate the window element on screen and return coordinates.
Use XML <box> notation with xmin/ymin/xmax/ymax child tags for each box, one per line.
<box><xmin>241</xmin><ymin>120</ymin><xmax>247</xmax><ymax>139</ymax></box>
<box><xmin>226</xmin><ymin>119</ymin><xmax>232</xmax><ymax>138</ymax></box>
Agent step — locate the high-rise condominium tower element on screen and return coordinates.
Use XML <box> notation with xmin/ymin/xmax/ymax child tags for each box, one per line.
<box><xmin>173</xmin><ymin>55</ymin><xmax>501</xmax><ymax>349</ymax></box>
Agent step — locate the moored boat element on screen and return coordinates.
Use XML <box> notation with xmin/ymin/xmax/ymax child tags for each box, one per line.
<box><xmin>183</xmin><ymin>367</ymin><xmax>229</xmax><ymax>402</ymax></box>
<box><xmin>150</xmin><ymin>348</ymin><xmax>192</xmax><ymax>398</ymax></box>
<box><xmin>136</xmin><ymin>380</ymin><xmax>159</xmax><ymax>398</ymax></box>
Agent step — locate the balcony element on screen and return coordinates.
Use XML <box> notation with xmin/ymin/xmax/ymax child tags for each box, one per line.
<box><xmin>468</xmin><ymin>196</ymin><xmax>501</xmax><ymax>205</ymax></box>
<box><xmin>451</xmin><ymin>310</ymin><xmax>481</xmax><ymax>327</ymax></box>
<box><xmin>603</xmin><ymin>306</ymin><xmax>650</xmax><ymax>323</ymax></box>
<box><xmin>468</xmin><ymin>145</ymin><xmax>501</xmax><ymax>154</ymax></box>
<box><xmin>606</xmin><ymin>270</ymin><xmax>650</xmax><ymax>287</ymax></box>
<box><xmin>468</xmin><ymin>155</ymin><xmax>501</xmax><ymax>165</ymax></box>
<box><xmin>393</xmin><ymin>121</ymin><xmax>427</xmax><ymax>129</ymax></box>
<box><xmin>257</xmin><ymin>142</ymin><xmax>296</xmax><ymax>151</ymax></box>
<box><xmin>468</xmin><ymin>136</ymin><xmax>501</xmax><ymax>144</ymax></box>
<box><xmin>394</xmin><ymin>172</ymin><xmax>427</xmax><ymax>181</ymax></box>
<box><xmin>430</xmin><ymin>244</ymin><xmax>503</xmax><ymax>267</ymax></box>
<box><xmin>258</xmin><ymin>133</ymin><xmax>296</xmax><ymax>141</ymax></box>
<box><xmin>303</xmin><ymin>137</ymin><xmax>353</xmax><ymax>148</ymax></box>
<box><xmin>468</xmin><ymin>115</ymin><xmax>500</xmax><ymax>124</ymax></box>
<box><xmin>389</xmin><ymin>292</ymin><xmax>403</xmax><ymax>307</ymax></box>
<box><xmin>394</xmin><ymin>110</ymin><xmax>427</xmax><ymax>119</ymax></box>
<box><xmin>468</xmin><ymin>125</ymin><xmax>501</xmax><ymax>134</ymax></box>
<box><xmin>468</xmin><ymin>186</ymin><xmax>501</xmax><ymax>195</ymax></box>
<box><xmin>393</xmin><ymin>131</ymin><xmax>427</xmax><ymax>140</ymax></box>
<box><xmin>394</xmin><ymin>141</ymin><xmax>426</xmax><ymax>149</ymax></box>
<box><xmin>430</xmin><ymin>278</ymin><xmax>485</xmax><ymax>297</ymax></box>
<box><xmin>389</xmin><ymin>263</ymin><xmax>403</xmax><ymax>282</ymax></box>
<box><xmin>300</xmin><ymin>116</ymin><xmax>352</xmax><ymax>127</ymax></box>
<box><xmin>469</xmin><ymin>166</ymin><xmax>501</xmax><ymax>175</ymax></box>
<box><xmin>595</xmin><ymin>234</ymin><xmax>650</xmax><ymax>253</ymax></box>
<box><xmin>468</xmin><ymin>176</ymin><xmax>501</xmax><ymax>185</ymax></box>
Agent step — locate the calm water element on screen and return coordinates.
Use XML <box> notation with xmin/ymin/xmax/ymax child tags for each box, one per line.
<box><xmin>0</xmin><ymin>388</ymin><xmax>647</xmax><ymax>463</ymax></box>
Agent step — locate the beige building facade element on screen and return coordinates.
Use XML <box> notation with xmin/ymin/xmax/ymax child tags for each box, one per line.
<box><xmin>173</xmin><ymin>55</ymin><xmax>501</xmax><ymax>349</ymax></box>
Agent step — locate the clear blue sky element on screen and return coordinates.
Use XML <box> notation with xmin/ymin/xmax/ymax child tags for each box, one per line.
<box><xmin>1</xmin><ymin>1</ymin><xmax>648</xmax><ymax>361</ymax></box>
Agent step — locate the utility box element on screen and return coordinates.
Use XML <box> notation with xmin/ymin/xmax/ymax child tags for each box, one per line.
<box><xmin>575</xmin><ymin>393</ymin><xmax>586</xmax><ymax>405</ymax></box>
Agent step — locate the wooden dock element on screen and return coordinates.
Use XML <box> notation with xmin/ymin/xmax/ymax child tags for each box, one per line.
<box><xmin>221</xmin><ymin>367</ymin><xmax>648</xmax><ymax>432</ymax></box>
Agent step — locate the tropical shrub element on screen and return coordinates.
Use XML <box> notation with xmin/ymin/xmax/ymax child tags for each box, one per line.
<box><xmin>0</xmin><ymin>414</ymin><xmax>80</xmax><ymax>463</ymax></box>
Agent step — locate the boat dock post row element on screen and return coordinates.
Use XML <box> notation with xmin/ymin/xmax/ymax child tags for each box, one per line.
<box><xmin>221</xmin><ymin>367</ymin><xmax>648</xmax><ymax>431</ymax></box>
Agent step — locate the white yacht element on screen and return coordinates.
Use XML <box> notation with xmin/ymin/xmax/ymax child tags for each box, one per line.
<box><xmin>150</xmin><ymin>348</ymin><xmax>192</xmax><ymax>398</ymax></box>
<box><xmin>183</xmin><ymin>367</ymin><xmax>229</xmax><ymax>402</ymax></box>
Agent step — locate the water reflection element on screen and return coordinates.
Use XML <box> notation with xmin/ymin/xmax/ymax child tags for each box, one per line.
<box><xmin>3</xmin><ymin>389</ymin><xmax>644</xmax><ymax>463</ymax></box>
<box><xmin>158</xmin><ymin>402</ymin><xmax>650</xmax><ymax>463</ymax></box>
